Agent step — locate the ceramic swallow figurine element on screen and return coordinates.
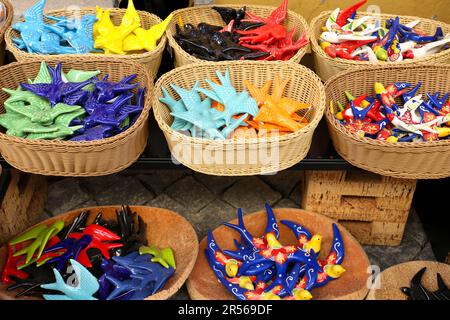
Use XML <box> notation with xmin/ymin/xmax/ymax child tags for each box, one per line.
<box><xmin>10</xmin><ymin>222</ymin><xmax>64</xmax><ymax>265</ymax></box>
<box><xmin>174</xmin><ymin>0</ymin><xmax>308</xmax><ymax>61</ymax></box>
<box><xmin>320</xmin><ymin>0</ymin><xmax>449</xmax><ymax>62</ymax></box>
<box><xmin>123</xmin><ymin>14</ymin><xmax>173</xmax><ymax>52</ymax></box>
<box><xmin>2</xmin><ymin>205</ymin><xmax>175</xmax><ymax>300</ymax></box>
<box><xmin>333</xmin><ymin>81</ymin><xmax>450</xmax><ymax>142</ymax></box>
<box><xmin>401</xmin><ymin>267</ymin><xmax>450</xmax><ymax>300</ymax></box>
<box><xmin>12</xmin><ymin>0</ymin><xmax>46</xmax><ymax>53</ymax></box>
<box><xmin>205</xmin><ymin>204</ymin><xmax>346</xmax><ymax>300</ymax></box>
<box><xmin>41</xmin><ymin>259</ymin><xmax>99</xmax><ymax>300</ymax></box>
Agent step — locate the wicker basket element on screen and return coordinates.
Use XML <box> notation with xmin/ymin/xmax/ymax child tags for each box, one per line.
<box><xmin>0</xmin><ymin>60</ymin><xmax>152</xmax><ymax>177</ymax></box>
<box><xmin>311</xmin><ymin>11</ymin><xmax>450</xmax><ymax>81</ymax></box>
<box><xmin>0</xmin><ymin>0</ymin><xmax>13</xmax><ymax>66</ymax></box>
<box><xmin>152</xmin><ymin>60</ymin><xmax>326</xmax><ymax>176</ymax></box>
<box><xmin>5</xmin><ymin>7</ymin><xmax>166</xmax><ymax>79</ymax></box>
<box><xmin>166</xmin><ymin>4</ymin><xmax>310</xmax><ymax>68</ymax></box>
<box><xmin>324</xmin><ymin>63</ymin><xmax>450</xmax><ymax>180</ymax></box>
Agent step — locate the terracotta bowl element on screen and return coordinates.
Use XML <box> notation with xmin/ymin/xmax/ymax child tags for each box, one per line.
<box><xmin>367</xmin><ymin>261</ymin><xmax>450</xmax><ymax>300</ymax></box>
<box><xmin>0</xmin><ymin>206</ymin><xmax>199</xmax><ymax>300</ymax></box>
<box><xmin>187</xmin><ymin>208</ymin><xmax>370</xmax><ymax>300</ymax></box>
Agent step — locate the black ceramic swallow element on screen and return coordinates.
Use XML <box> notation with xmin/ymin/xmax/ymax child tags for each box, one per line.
<box><xmin>7</xmin><ymin>264</ymin><xmax>57</xmax><ymax>298</ymax></box>
<box><xmin>401</xmin><ymin>267</ymin><xmax>450</xmax><ymax>300</ymax></box>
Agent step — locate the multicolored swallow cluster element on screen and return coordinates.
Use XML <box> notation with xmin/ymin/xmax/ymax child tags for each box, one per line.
<box><xmin>320</xmin><ymin>0</ymin><xmax>450</xmax><ymax>63</ymax></box>
<box><xmin>174</xmin><ymin>0</ymin><xmax>309</xmax><ymax>61</ymax></box>
<box><xmin>331</xmin><ymin>82</ymin><xmax>450</xmax><ymax>142</ymax></box>
<box><xmin>206</xmin><ymin>204</ymin><xmax>346</xmax><ymax>300</ymax></box>
<box><xmin>11</xmin><ymin>0</ymin><xmax>171</xmax><ymax>55</ymax></box>
<box><xmin>1</xmin><ymin>206</ymin><xmax>176</xmax><ymax>300</ymax></box>
<box><xmin>159</xmin><ymin>69</ymin><xmax>311</xmax><ymax>140</ymax></box>
<box><xmin>0</xmin><ymin>61</ymin><xmax>145</xmax><ymax>141</ymax></box>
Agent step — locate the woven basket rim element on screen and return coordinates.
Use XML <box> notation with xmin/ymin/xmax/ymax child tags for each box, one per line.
<box><xmin>166</xmin><ymin>3</ymin><xmax>310</xmax><ymax>65</ymax></box>
<box><xmin>5</xmin><ymin>7</ymin><xmax>166</xmax><ymax>61</ymax></box>
<box><xmin>324</xmin><ymin>62</ymin><xmax>450</xmax><ymax>149</ymax></box>
<box><xmin>152</xmin><ymin>60</ymin><xmax>326</xmax><ymax>146</ymax></box>
<box><xmin>0</xmin><ymin>0</ymin><xmax>13</xmax><ymax>41</ymax></box>
<box><xmin>310</xmin><ymin>10</ymin><xmax>450</xmax><ymax>66</ymax></box>
<box><xmin>0</xmin><ymin>59</ymin><xmax>153</xmax><ymax>148</ymax></box>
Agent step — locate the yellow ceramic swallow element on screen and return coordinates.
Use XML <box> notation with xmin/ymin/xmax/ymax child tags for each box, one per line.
<box><xmin>123</xmin><ymin>13</ymin><xmax>173</xmax><ymax>52</ymax></box>
<box><xmin>120</xmin><ymin>0</ymin><xmax>141</xmax><ymax>29</ymax></box>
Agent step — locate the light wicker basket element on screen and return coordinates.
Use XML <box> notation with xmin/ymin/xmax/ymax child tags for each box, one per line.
<box><xmin>152</xmin><ymin>60</ymin><xmax>326</xmax><ymax>176</ymax></box>
<box><xmin>324</xmin><ymin>63</ymin><xmax>450</xmax><ymax>180</ymax></box>
<box><xmin>5</xmin><ymin>7</ymin><xmax>166</xmax><ymax>79</ymax></box>
<box><xmin>166</xmin><ymin>4</ymin><xmax>310</xmax><ymax>68</ymax></box>
<box><xmin>0</xmin><ymin>0</ymin><xmax>13</xmax><ymax>66</ymax></box>
<box><xmin>0</xmin><ymin>60</ymin><xmax>153</xmax><ymax>177</ymax></box>
<box><xmin>311</xmin><ymin>11</ymin><xmax>450</xmax><ymax>81</ymax></box>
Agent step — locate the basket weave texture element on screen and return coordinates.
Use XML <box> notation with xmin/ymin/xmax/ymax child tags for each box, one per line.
<box><xmin>0</xmin><ymin>0</ymin><xmax>13</xmax><ymax>66</ymax></box>
<box><xmin>166</xmin><ymin>4</ymin><xmax>310</xmax><ymax>68</ymax></box>
<box><xmin>324</xmin><ymin>63</ymin><xmax>450</xmax><ymax>179</ymax></box>
<box><xmin>311</xmin><ymin>11</ymin><xmax>450</xmax><ymax>81</ymax></box>
<box><xmin>0</xmin><ymin>60</ymin><xmax>153</xmax><ymax>177</ymax></box>
<box><xmin>5</xmin><ymin>7</ymin><xmax>166</xmax><ymax>79</ymax></box>
<box><xmin>152</xmin><ymin>60</ymin><xmax>326</xmax><ymax>176</ymax></box>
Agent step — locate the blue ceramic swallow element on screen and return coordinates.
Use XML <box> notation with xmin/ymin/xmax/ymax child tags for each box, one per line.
<box><xmin>41</xmin><ymin>259</ymin><xmax>99</xmax><ymax>300</ymax></box>
<box><xmin>95</xmin><ymin>74</ymin><xmax>139</xmax><ymax>103</ymax></box>
<box><xmin>44</xmin><ymin>15</ymin><xmax>97</xmax><ymax>54</ymax></box>
<box><xmin>43</xmin><ymin>235</ymin><xmax>92</xmax><ymax>271</ymax></box>
<box><xmin>69</xmin><ymin>124</ymin><xmax>115</xmax><ymax>141</ymax></box>
<box><xmin>196</xmin><ymin>70</ymin><xmax>259</xmax><ymax>126</ymax></box>
<box><xmin>12</xmin><ymin>0</ymin><xmax>46</xmax><ymax>53</ymax></box>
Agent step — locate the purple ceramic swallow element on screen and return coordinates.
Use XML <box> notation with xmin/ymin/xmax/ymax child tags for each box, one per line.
<box><xmin>20</xmin><ymin>63</ymin><xmax>92</xmax><ymax>107</ymax></box>
<box><xmin>94</xmin><ymin>74</ymin><xmax>139</xmax><ymax>103</ymax></box>
<box><xmin>43</xmin><ymin>235</ymin><xmax>92</xmax><ymax>271</ymax></box>
<box><xmin>69</xmin><ymin>124</ymin><xmax>115</xmax><ymax>141</ymax></box>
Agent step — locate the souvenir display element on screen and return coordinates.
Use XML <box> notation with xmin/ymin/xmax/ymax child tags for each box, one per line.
<box><xmin>330</xmin><ymin>82</ymin><xmax>450</xmax><ymax>142</ymax></box>
<box><xmin>0</xmin><ymin>61</ymin><xmax>145</xmax><ymax>141</ymax></box>
<box><xmin>319</xmin><ymin>0</ymin><xmax>450</xmax><ymax>63</ymax></box>
<box><xmin>1</xmin><ymin>206</ymin><xmax>176</xmax><ymax>300</ymax></box>
<box><xmin>159</xmin><ymin>69</ymin><xmax>311</xmax><ymax>140</ymax></box>
<box><xmin>11</xmin><ymin>0</ymin><xmax>171</xmax><ymax>55</ymax></box>
<box><xmin>205</xmin><ymin>204</ymin><xmax>345</xmax><ymax>300</ymax></box>
<box><xmin>173</xmin><ymin>0</ymin><xmax>309</xmax><ymax>61</ymax></box>
<box><xmin>401</xmin><ymin>267</ymin><xmax>450</xmax><ymax>300</ymax></box>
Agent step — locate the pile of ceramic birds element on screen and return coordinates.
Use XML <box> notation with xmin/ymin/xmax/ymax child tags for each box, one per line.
<box><xmin>1</xmin><ymin>206</ymin><xmax>176</xmax><ymax>300</ymax></box>
<box><xmin>159</xmin><ymin>69</ymin><xmax>310</xmax><ymax>140</ymax></box>
<box><xmin>331</xmin><ymin>82</ymin><xmax>450</xmax><ymax>142</ymax></box>
<box><xmin>174</xmin><ymin>0</ymin><xmax>309</xmax><ymax>61</ymax></box>
<box><xmin>12</xmin><ymin>0</ymin><xmax>172</xmax><ymax>55</ymax></box>
<box><xmin>93</xmin><ymin>0</ymin><xmax>172</xmax><ymax>55</ymax></box>
<box><xmin>320</xmin><ymin>0</ymin><xmax>450</xmax><ymax>63</ymax></box>
<box><xmin>401</xmin><ymin>267</ymin><xmax>449</xmax><ymax>300</ymax></box>
<box><xmin>0</xmin><ymin>62</ymin><xmax>145</xmax><ymax>141</ymax></box>
<box><xmin>206</xmin><ymin>204</ymin><xmax>346</xmax><ymax>300</ymax></box>
<box><xmin>12</xmin><ymin>0</ymin><xmax>97</xmax><ymax>54</ymax></box>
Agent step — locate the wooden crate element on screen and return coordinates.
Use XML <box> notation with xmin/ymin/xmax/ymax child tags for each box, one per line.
<box><xmin>0</xmin><ymin>169</ymin><xmax>47</xmax><ymax>244</ymax></box>
<box><xmin>301</xmin><ymin>171</ymin><xmax>417</xmax><ymax>246</ymax></box>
